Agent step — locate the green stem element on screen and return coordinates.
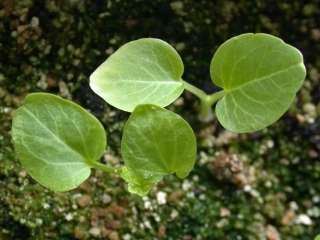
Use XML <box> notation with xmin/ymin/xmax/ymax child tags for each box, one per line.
<box><xmin>197</xmin><ymin>96</ymin><xmax>209</xmax><ymax>118</ymax></box>
<box><xmin>183</xmin><ymin>80</ymin><xmax>207</xmax><ymax>100</ymax></box>
<box><xmin>207</xmin><ymin>90</ymin><xmax>225</xmax><ymax>106</ymax></box>
<box><xmin>199</xmin><ymin>91</ymin><xmax>225</xmax><ymax>119</ymax></box>
<box><xmin>183</xmin><ymin>80</ymin><xmax>224</xmax><ymax>119</ymax></box>
<box><xmin>91</xmin><ymin>161</ymin><xmax>120</xmax><ymax>174</ymax></box>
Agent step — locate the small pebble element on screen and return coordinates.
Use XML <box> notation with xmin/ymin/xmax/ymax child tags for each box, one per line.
<box><xmin>295</xmin><ymin>214</ymin><xmax>312</xmax><ymax>225</ymax></box>
<box><xmin>77</xmin><ymin>194</ymin><xmax>91</xmax><ymax>208</ymax></box>
<box><xmin>89</xmin><ymin>227</ymin><xmax>101</xmax><ymax>237</ymax></box>
<box><xmin>102</xmin><ymin>194</ymin><xmax>112</xmax><ymax>204</ymax></box>
<box><xmin>156</xmin><ymin>191</ymin><xmax>167</xmax><ymax>205</ymax></box>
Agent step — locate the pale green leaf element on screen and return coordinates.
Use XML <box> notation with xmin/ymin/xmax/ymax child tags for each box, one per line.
<box><xmin>119</xmin><ymin>167</ymin><xmax>161</xmax><ymax>196</ymax></box>
<box><xmin>120</xmin><ymin>104</ymin><xmax>196</xmax><ymax>196</ymax></box>
<box><xmin>315</xmin><ymin>235</ymin><xmax>320</xmax><ymax>240</ymax></box>
<box><xmin>11</xmin><ymin>93</ymin><xmax>106</xmax><ymax>191</ymax></box>
<box><xmin>90</xmin><ymin>38</ymin><xmax>184</xmax><ymax>112</ymax></box>
<box><xmin>210</xmin><ymin>33</ymin><xmax>306</xmax><ymax>133</ymax></box>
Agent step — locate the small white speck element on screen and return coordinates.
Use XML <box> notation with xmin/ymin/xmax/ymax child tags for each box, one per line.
<box><xmin>295</xmin><ymin>214</ymin><xmax>312</xmax><ymax>225</ymax></box>
<box><xmin>265</xmin><ymin>181</ymin><xmax>272</xmax><ymax>188</ymax></box>
<box><xmin>89</xmin><ymin>227</ymin><xmax>100</xmax><ymax>236</ymax></box>
<box><xmin>58</xmin><ymin>207</ymin><xmax>64</xmax><ymax>212</ymax></box>
<box><xmin>307</xmin><ymin>117</ymin><xmax>315</xmax><ymax>124</ymax></box>
<box><xmin>199</xmin><ymin>194</ymin><xmax>206</xmax><ymax>200</ymax></box>
<box><xmin>144</xmin><ymin>220</ymin><xmax>152</xmax><ymax>229</ymax></box>
<box><xmin>192</xmin><ymin>175</ymin><xmax>199</xmax><ymax>181</ymax></box>
<box><xmin>307</xmin><ymin>207</ymin><xmax>320</xmax><ymax>217</ymax></box>
<box><xmin>123</xmin><ymin>234</ymin><xmax>131</xmax><ymax>240</ymax></box>
<box><xmin>156</xmin><ymin>191</ymin><xmax>167</xmax><ymax>205</ymax></box>
<box><xmin>244</xmin><ymin>185</ymin><xmax>252</xmax><ymax>192</ymax></box>
<box><xmin>312</xmin><ymin>196</ymin><xmax>320</xmax><ymax>203</ymax></box>
<box><xmin>153</xmin><ymin>213</ymin><xmax>161</xmax><ymax>222</ymax></box>
<box><xmin>266</xmin><ymin>140</ymin><xmax>274</xmax><ymax>148</ymax></box>
<box><xmin>170</xmin><ymin>209</ymin><xmax>179</xmax><ymax>219</ymax></box>
<box><xmin>30</xmin><ymin>16</ymin><xmax>39</xmax><ymax>28</ymax></box>
<box><xmin>182</xmin><ymin>180</ymin><xmax>192</xmax><ymax>191</ymax></box>
<box><xmin>43</xmin><ymin>203</ymin><xmax>50</xmax><ymax>209</ymax></box>
<box><xmin>186</xmin><ymin>192</ymin><xmax>195</xmax><ymax>198</ymax></box>
<box><xmin>36</xmin><ymin>218</ymin><xmax>43</xmax><ymax>225</ymax></box>
<box><xmin>139</xmin><ymin>223</ymin><xmax>145</xmax><ymax>229</ymax></box>
<box><xmin>101</xmin><ymin>194</ymin><xmax>112</xmax><ymax>204</ymax></box>
<box><xmin>144</xmin><ymin>200</ymin><xmax>152</xmax><ymax>209</ymax></box>
<box><xmin>290</xmin><ymin>201</ymin><xmax>299</xmax><ymax>211</ymax></box>
<box><xmin>65</xmin><ymin>213</ymin><xmax>73</xmax><ymax>221</ymax></box>
<box><xmin>250</xmin><ymin>189</ymin><xmax>260</xmax><ymax>198</ymax></box>
<box><xmin>3</xmin><ymin>107</ymin><xmax>11</xmax><ymax>113</ymax></box>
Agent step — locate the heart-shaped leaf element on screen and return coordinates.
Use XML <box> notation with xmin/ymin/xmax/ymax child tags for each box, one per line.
<box><xmin>210</xmin><ymin>33</ymin><xmax>306</xmax><ymax>133</ymax></box>
<box><xmin>120</xmin><ymin>104</ymin><xmax>196</xmax><ymax>196</ymax></box>
<box><xmin>90</xmin><ymin>38</ymin><xmax>184</xmax><ymax>112</ymax></box>
<box><xmin>11</xmin><ymin>93</ymin><xmax>106</xmax><ymax>191</ymax></box>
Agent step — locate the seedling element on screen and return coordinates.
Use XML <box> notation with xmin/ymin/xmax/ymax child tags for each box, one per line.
<box><xmin>12</xmin><ymin>33</ymin><xmax>306</xmax><ymax>196</ymax></box>
<box><xmin>12</xmin><ymin>94</ymin><xmax>195</xmax><ymax>195</ymax></box>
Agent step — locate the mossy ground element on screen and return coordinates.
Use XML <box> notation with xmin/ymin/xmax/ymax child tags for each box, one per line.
<box><xmin>1</xmin><ymin>0</ymin><xmax>320</xmax><ymax>239</ymax></box>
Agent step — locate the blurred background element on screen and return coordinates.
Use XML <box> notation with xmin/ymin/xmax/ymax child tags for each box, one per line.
<box><xmin>0</xmin><ymin>0</ymin><xmax>320</xmax><ymax>239</ymax></box>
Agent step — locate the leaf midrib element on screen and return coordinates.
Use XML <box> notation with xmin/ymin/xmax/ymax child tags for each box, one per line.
<box><xmin>223</xmin><ymin>62</ymin><xmax>303</xmax><ymax>93</ymax></box>
<box><xmin>23</xmin><ymin>106</ymin><xmax>90</xmax><ymax>166</ymax></box>
<box><xmin>113</xmin><ymin>79</ymin><xmax>182</xmax><ymax>84</ymax></box>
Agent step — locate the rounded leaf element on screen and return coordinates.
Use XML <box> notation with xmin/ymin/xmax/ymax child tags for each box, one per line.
<box><xmin>120</xmin><ymin>104</ymin><xmax>196</xmax><ymax>195</ymax></box>
<box><xmin>210</xmin><ymin>33</ymin><xmax>306</xmax><ymax>133</ymax></box>
<box><xmin>90</xmin><ymin>38</ymin><xmax>184</xmax><ymax>112</ymax></box>
<box><xmin>12</xmin><ymin>93</ymin><xmax>106</xmax><ymax>191</ymax></box>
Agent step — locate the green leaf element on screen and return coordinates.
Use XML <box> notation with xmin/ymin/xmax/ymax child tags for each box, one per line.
<box><xmin>315</xmin><ymin>235</ymin><xmax>320</xmax><ymax>240</ymax></box>
<box><xmin>120</xmin><ymin>104</ymin><xmax>196</xmax><ymax>196</ymax></box>
<box><xmin>119</xmin><ymin>167</ymin><xmax>161</xmax><ymax>196</ymax></box>
<box><xmin>11</xmin><ymin>93</ymin><xmax>106</xmax><ymax>191</ymax></box>
<box><xmin>210</xmin><ymin>33</ymin><xmax>306</xmax><ymax>133</ymax></box>
<box><xmin>90</xmin><ymin>38</ymin><xmax>184</xmax><ymax>112</ymax></box>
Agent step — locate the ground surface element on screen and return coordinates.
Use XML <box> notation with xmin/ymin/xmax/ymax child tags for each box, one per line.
<box><xmin>0</xmin><ymin>0</ymin><xmax>320</xmax><ymax>239</ymax></box>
